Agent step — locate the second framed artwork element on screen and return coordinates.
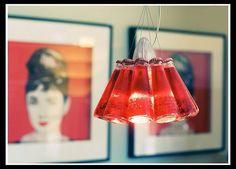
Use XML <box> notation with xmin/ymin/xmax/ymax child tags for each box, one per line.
<box><xmin>128</xmin><ymin>27</ymin><xmax>226</xmax><ymax>158</ymax></box>
<box><xmin>7</xmin><ymin>16</ymin><xmax>112</xmax><ymax>163</ymax></box>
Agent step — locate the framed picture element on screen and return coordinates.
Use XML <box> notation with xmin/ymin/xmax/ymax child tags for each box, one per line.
<box><xmin>7</xmin><ymin>15</ymin><xmax>112</xmax><ymax>163</ymax></box>
<box><xmin>128</xmin><ymin>27</ymin><xmax>227</xmax><ymax>158</ymax></box>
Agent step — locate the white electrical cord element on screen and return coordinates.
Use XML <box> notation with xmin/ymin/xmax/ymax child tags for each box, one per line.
<box><xmin>146</xmin><ymin>6</ymin><xmax>162</xmax><ymax>57</ymax></box>
<box><xmin>128</xmin><ymin>6</ymin><xmax>162</xmax><ymax>58</ymax></box>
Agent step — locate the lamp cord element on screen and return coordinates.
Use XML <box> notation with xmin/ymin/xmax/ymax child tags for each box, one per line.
<box><xmin>128</xmin><ymin>6</ymin><xmax>162</xmax><ymax>59</ymax></box>
<box><xmin>128</xmin><ymin>7</ymin><xmax>145</xmax><ymax>59</ymax></box>
<box><xmin>146</xmin><ymin>6</ymin><xmax>162</xmax><ymax>58</ymax></box>
<box><xmin>148</xmin><ymin>6</ymin><xmax>161</xmax><ymax>47</ymax></box>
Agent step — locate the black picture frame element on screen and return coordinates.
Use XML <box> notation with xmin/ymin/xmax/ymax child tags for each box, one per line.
<box><xmin>7</xmin><ymin>15</ymin><xmax>112</xmax><ymax>163</ymax></box>
<box><xmin>128</xmin><ymin>26</ymin><xmax>227</xmax><ymax>158</ymax></box>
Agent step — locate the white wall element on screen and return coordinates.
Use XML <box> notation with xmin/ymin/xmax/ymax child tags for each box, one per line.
<box><xmin>8</xmin><ymin>5</ymin><xmax>228</xmax><ymax>163</ymax></box>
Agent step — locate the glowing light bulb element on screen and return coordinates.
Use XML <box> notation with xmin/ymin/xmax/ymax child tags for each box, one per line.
<box><xmin>129</xmin><ymin>115</ymin><xmax>151</xmax><ymax>124</ymax></box>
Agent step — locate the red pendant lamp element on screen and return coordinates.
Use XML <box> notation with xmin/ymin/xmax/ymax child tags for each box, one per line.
<box><xmin>94</xmin><ymin>37</ymin><xmax>199</xmax><ymax>124</ymax></box>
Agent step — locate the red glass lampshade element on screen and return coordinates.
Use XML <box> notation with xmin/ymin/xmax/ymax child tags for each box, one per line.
<box><xmin>94</xmin><ymin>60</ymin><xmax>122</xmax><ymax>120</ymax></box>
<box><xmin>126</xmin><ymin>58</ymin><xmax>154</xmax><ymax>124</ymax></box>
<box><xmin>149</xmin><ymin>58</ymin><xmax>179</xmax><ymax>123</ymax></box>
<box><xmin>163</xmin><ymin>58</ymin><xmax>199</xmax><ymax>121</ymax></box>
<box><xmin>93</xmin><ymin>37</ymin><xmax>199</xmax><ymax>124</ymax></box>
<box><xmin>102</xmin><ymin>59</ymin><xmax>134</xmax><ymax>124</ymax></box>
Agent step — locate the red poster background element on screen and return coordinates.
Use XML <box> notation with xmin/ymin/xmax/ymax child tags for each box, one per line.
<box><xmin>8</xmin><ymin>41</ymin><xmax>92</xmax><ymax>143</ymax></box>
<box><xmin>150</xmin><ymin>50</ymin><xmax>211</xmax><ymax>135</ymax></box>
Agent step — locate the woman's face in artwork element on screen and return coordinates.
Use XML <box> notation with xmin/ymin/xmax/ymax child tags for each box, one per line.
<box><xmin>26</xmin><ymin>84</ymin><xmax>68</xmax><ymax>133</ymax></box>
